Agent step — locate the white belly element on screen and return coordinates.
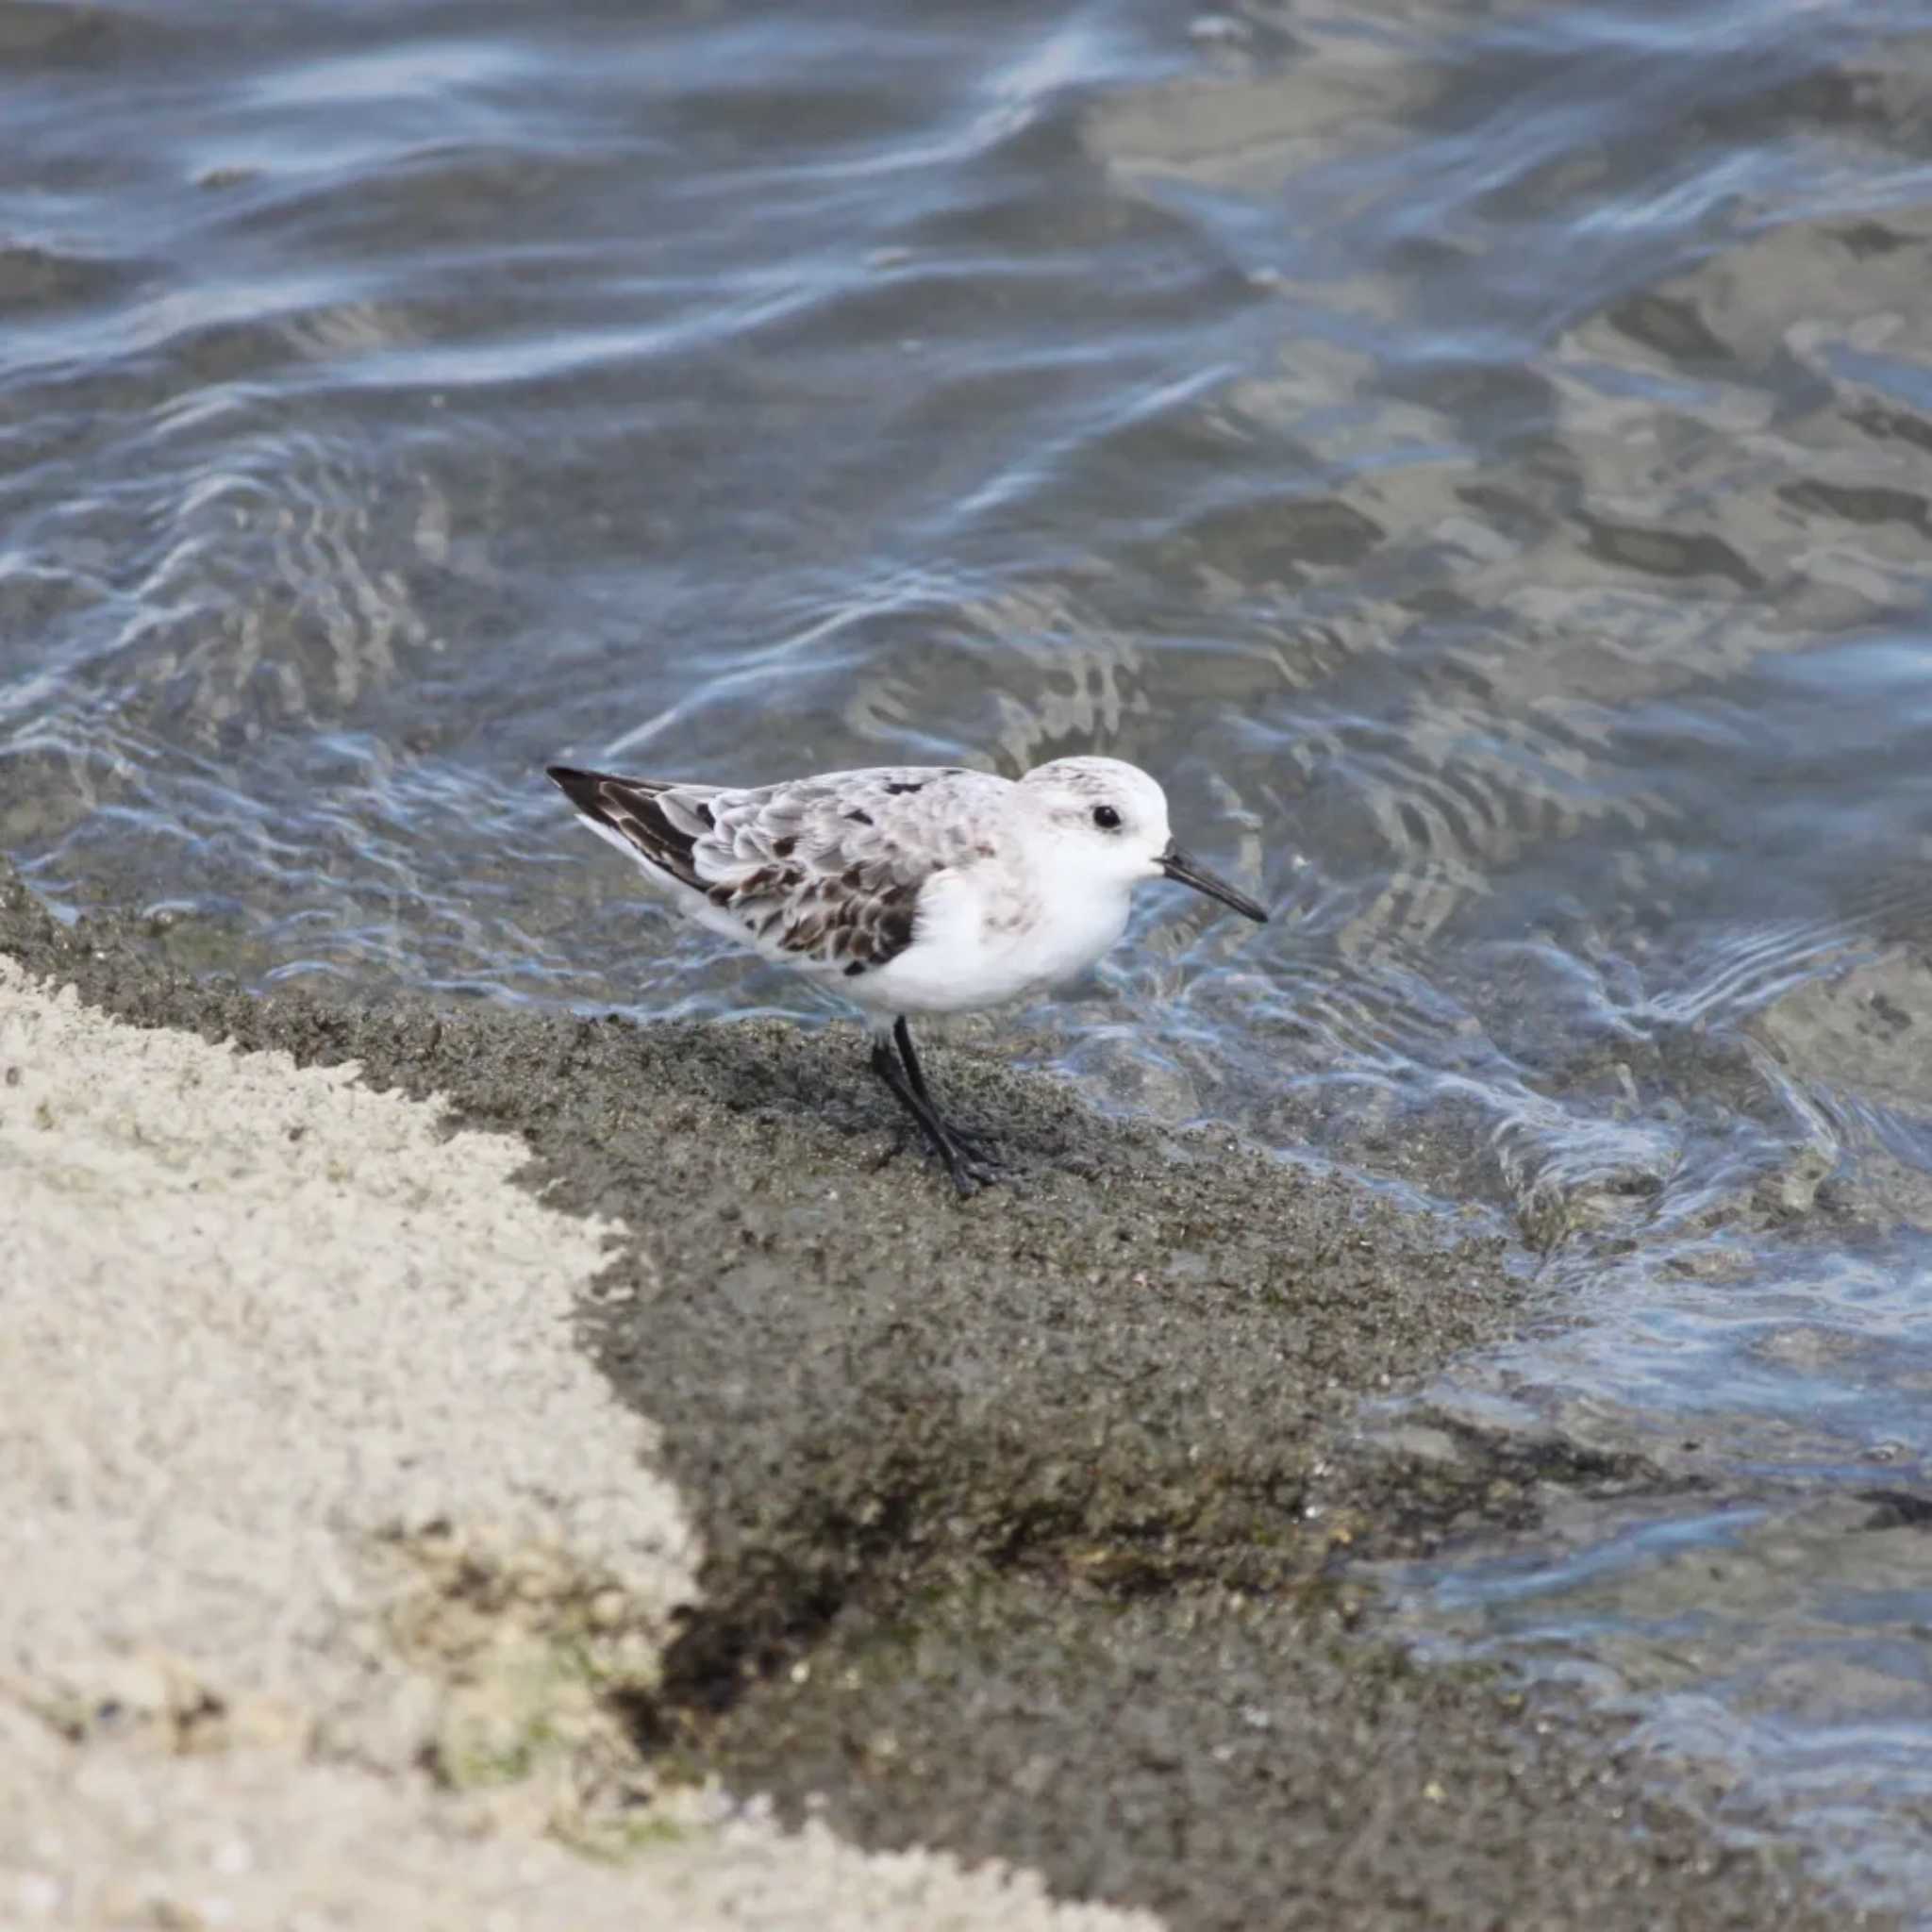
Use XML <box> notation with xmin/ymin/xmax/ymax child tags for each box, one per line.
<box><xmin>858</xmin><ymin>867</ymin><xmax>1131</xmax><ymax>1016</ymax></box>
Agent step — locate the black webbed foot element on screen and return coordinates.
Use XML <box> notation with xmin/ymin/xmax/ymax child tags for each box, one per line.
<box><xmin>935</xmin><ymin>1135</ymin><xmax>1003</xmax><ymax>1197</ymax></box>
<box><xmin>869</xmin><ymin>1019</ymin><xmax>1006</xmax><ymax>1196</ymax></box>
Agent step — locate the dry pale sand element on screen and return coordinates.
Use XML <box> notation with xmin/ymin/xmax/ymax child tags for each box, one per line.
<box><xmin>0</xmin><ymin>958</ymin><xmax>1156</xmax><ymax>1932</ymax></box>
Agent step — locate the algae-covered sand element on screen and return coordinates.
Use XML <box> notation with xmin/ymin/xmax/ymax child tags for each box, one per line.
<box><xmin>0</xmin><ymin>861</ymin><xmax>1878</xmax><ymax>1930</ymax></box>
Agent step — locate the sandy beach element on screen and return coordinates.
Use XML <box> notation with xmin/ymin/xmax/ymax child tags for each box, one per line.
<box><xmin>0</xmin><ymin>860</ymin><xmax>1882</xmax><ymax>1931</ymax></box>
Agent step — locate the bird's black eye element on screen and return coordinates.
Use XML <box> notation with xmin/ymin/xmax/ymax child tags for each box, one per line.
<box><xmin>1091</xmin><ymin>804</ymin><xmax>1122</xmax><ymax>831</ymax></box>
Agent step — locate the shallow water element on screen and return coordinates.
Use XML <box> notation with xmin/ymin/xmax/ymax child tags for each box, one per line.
<box><xmin>4</xmin><ymin>0</ymin><xmax>1931</xmax><ymax>1913</ymax></box>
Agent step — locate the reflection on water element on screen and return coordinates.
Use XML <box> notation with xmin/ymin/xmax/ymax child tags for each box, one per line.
<box><xmin>3</xmin><ymin>0</ymin><xmax>1932</xmax><ymax>1914</ymax></box>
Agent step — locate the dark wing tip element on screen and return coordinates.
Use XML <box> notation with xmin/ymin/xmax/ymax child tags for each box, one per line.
<box><xmin>546</xmin><ymin>762</ymin><xmax>708</xmax><ymax>888</ymax></box>
<box><xmin>547</xmin><ymin>765</ymin><xmax>620</xmax><ymax>818</ymax></box>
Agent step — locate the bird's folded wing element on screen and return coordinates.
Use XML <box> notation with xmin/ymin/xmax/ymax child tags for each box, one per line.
<box><xmin>552</xmin><ymin>766</ymin><xmax>994</xmax><ymax>976</ymax></box>
<box><xmin>547</xmin><ymin>767</ymin><xmax>721</xmax><ymax>891</ymax></box>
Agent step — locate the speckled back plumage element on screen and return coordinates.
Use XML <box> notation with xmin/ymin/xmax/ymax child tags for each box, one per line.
<box><xmin>547</xmin><ymin>764</ymin><xmax>1011</xmax><ymax>983</ymax></box>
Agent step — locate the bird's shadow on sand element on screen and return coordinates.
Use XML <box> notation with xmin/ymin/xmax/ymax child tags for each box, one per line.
<box><xmin>606</xmin><ymin>1011</ymin><xmax>1123</xmax><ymax>1184</ymax></box>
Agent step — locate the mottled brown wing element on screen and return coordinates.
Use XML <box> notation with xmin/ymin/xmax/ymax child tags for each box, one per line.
<box><xmin>695</xmin><ymin>767</ymin><xmax>992</xmax><ymax>979</ymax></box>
<box><xmin>551</xmin><ymin>763</ymin><xmax>1000</xmax><ymax>983</ymax></box>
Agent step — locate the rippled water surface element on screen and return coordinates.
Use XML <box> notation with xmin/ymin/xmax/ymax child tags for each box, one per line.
<box><xmin>6</xmin><ymin>0</ymin><xmax>1932</xmax><ymax>1913</ymax></box>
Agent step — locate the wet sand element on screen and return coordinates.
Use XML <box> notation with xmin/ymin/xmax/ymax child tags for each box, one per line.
<box><xmin>0</xmin><ymin>859</ymin><xmax>1882</xmax><ymax>1931</ymax></box>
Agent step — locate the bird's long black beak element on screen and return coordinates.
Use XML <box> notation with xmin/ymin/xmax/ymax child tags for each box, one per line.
<box><xmin>1159</xmin><ymin>840</ymin><xmax>1269</xmax><ymax>924</ymax></box>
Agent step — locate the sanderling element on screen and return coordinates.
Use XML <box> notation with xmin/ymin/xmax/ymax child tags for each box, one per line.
<box><xmin>547</xmin><ymin>755</ymin><xmax>1267</xmax><ymax>1193</ymax></box>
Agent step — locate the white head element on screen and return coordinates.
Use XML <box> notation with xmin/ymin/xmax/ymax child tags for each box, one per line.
<box><xmin>1018</xmin><ymin>756</ymin><xmax>1269</xmax><ymax>924</ymax></box>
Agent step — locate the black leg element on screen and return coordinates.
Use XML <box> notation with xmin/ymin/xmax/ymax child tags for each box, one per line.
<box><xmin>892</xmin><ymin>1017</ymin><xmax>997</xmax><ymax>1168</ymax></box>
<box><xmin>870</xmin><ymin>1024</ymin><xmax>998</xmax><ymax>1195</ymax></box>
<box><xmin>892</xmin><ymin>1015</ymin><xmax>933</xmax><ymax>1103</ymax></box>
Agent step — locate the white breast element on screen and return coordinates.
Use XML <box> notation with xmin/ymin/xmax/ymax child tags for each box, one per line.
<box><xmin>858</xmin><ymin>863</ymin><xmax>1131</xmax><ymax>1016</ymax></box>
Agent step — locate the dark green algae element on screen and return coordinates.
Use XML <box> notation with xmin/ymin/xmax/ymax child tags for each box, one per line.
<box><xmin>0</xmin><ymin>861</ymin><xmax>1881</xmax><ymax>1932</ymax></box>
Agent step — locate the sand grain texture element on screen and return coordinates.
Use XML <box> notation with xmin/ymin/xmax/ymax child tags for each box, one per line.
<box><xmin>0</xmin><ymin>958</ymin><xmax>1154</xmax><ymax>1932</ymax></box>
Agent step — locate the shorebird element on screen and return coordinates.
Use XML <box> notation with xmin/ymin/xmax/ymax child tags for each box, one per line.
<box><xmin>548</xmin><ymin>756</ymin><xmax>1267</xmax><ymax>1192</ymax></box>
